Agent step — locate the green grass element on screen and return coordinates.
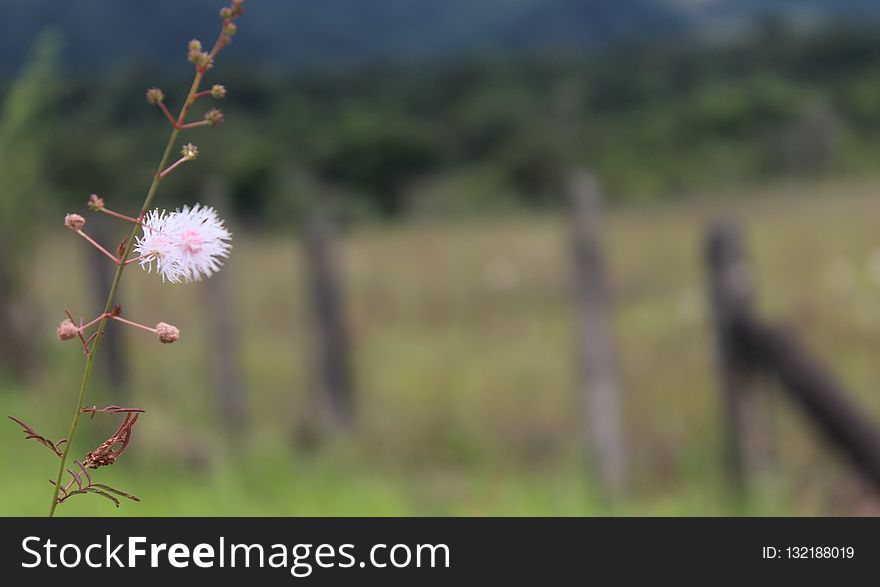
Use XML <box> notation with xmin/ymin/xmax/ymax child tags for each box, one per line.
<box><xmin>3</xmin><ymin>176</ymin><xmax>880</xmax><ymax>516</ymax></box>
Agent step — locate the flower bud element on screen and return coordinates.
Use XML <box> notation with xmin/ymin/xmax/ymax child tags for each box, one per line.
<box><xmin>188</xmin><ymin>39</ymin><xmax>203</xmax><ymax>54</ymax></box>
<box><xmin>220</xmin><ymin>7</ymin><xmax>232</xmax><ymax>19</ymax></box>
<box><xmin>224</xmin><ymin>22</ymin><xmax>237</xmax><ymax>37</ymax></box>
<box><xmin>211</xmin><ymin>84</ymin><xmax>227</xmax><ymax>99</ymax></box>
<box><xmin>145</xmin><ymin>87</ymin><xmax>165</xmax><ymax>105</ymax></box>
<box><xmin>190</xmin><ymin>51</ymin><xmax>214</xmax><ymax>70</ymax></box>
<box><xmin>181</xmin><ymin>143</ymin><xmax>199</xmax><ymax>160</ymax></box>
<box><xmin>156</xmin><ymin>322</ymin><xmax>180</xmax><ymax>344</ymax></box>
<box><xmin>87</xmin><ymin>194</ymin><xmax>105</xmax><ymax>211</ymax></box>
<box><xmin>57</xmin><ymin>319</ymin><xmax>78</xmax><ymax>342</ymax></box>
<box><xmin>64</xmin><ymin>213</ymin><xmax>86</xmax><ymax>231</ymax></box>
<box><xmin>204</xmin><ymin>108</ymin><xmax>225</xmax><ymax>128</ymax></box>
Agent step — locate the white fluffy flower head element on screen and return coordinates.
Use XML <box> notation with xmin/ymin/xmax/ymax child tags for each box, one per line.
<box><xmin>134</xmin><ymin>204</ymin><xmax>232</xmax><ymax>283</ymax></box>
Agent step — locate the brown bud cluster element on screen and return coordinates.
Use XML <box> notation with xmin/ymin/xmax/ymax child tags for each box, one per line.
<box><xmin>221</xmin><ymin>0</ymin><xmax>245</xmax><ymax>20</ymax></box>
<box><xmin>218</xmin><ymin>0</ymin><xmax>244</xmax><ymax>48</ymax></box>
<box><xmin>145</xmin><ymin>87</ymin><xmax>165</xmax><ymax>105</ymax></box>
<box><xmin>187</xmin><ymin>39</ymin><xmax>214</xmax><ymax>70</ymax></box>
<box><xmin>190</xmin><ymin>52</ymin><xmax>214</xmax><ymax>70</ymax></box>
<box><xmin>204</xmin><ymin>108</ymin><xmax>225</xmax><ymax>128</ymax></box>
<box><xmin>181</xmin><ymin>143</ymin><xmax>199</xmax><ymax>160</ymax></box>
<box><xmin>211</xmin><ymin>84</ymin><xmax>227</xmax><ymax>99</ymax></box>
<box><xmin>88</xmin><ymin>193</ymin><xmax>105</xmax><ymax>211</ymax></box>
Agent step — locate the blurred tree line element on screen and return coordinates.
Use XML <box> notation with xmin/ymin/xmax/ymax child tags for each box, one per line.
<box><xmin>3</xmin><ymin>20</ymin><xmax>880</xmax><ymax>380</ymax></box>
<box><xmin>2</xmin><ymin>23</ymin><xmax>880</xmax><ymax>228</ymax></box>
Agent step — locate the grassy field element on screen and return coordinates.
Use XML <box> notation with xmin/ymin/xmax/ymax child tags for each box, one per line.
<box><xmin>3</xmin><ymin>176</ymin><xmax>880</xmax><ymax>516</ymax></box>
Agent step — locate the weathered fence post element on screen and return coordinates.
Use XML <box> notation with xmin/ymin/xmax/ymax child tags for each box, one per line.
<box><xmin>202</xmin><ymin>178</ymin><xmax>246</xmax><ymax>437</ymax></box>
<box><xmin>303</xmin><ymin>200</ymin><xmax>355</xmax><ymax>435</ymax></box>
<box><xmin>705</xmin><ymin>221</ymin><xmax>773</xmax><ymax>492</ymax></box>
<box><xmin>89</xmin><ymin>221</ymin><xmax>129</xmax><ymax>399</ymax></box>
<box><xmin>567</xmin><ymin>170</ymin><xmax>628</xmax><ymax>498</ymax></box>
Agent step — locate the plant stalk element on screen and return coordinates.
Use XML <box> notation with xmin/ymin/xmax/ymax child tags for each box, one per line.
<box><xmin>48</xmin><ymin>70</ymin><xmax>206</xmax><ymax>517</ymax></box>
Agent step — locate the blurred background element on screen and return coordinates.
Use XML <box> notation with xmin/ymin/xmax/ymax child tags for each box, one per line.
<box><xmin>3</xmin><ymin>0</ymin><xmax>880</xmax><ymax>515</ymax></box>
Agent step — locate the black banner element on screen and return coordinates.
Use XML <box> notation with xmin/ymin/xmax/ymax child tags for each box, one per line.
<box><xmin>0</xmin><ymin>518</ymin><xmax>876</xmax><ymax>583</ymax></box>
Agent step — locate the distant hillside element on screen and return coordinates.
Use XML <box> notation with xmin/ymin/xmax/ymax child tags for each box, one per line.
<box><xmin>1</xmin><ymin>0</ymin><xmax>879</xmax><ymax>74</ymax></box>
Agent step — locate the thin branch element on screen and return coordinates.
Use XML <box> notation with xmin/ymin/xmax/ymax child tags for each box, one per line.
<box><xmin>158</xmin><ymin>156</ymin><xmax>190</xmax><ymax>179</ymax></box>
<box><xmin>179</xmin><ymin>120</ymin><xmax>209</xmax><ymax>130</ymax></box>
<box><xmin>8</xmin><ymin>416</ymin><xmax>65</xmax><ymax>457</ymax></box>
<box><xmin>90</xmin><ymin>484</ymin><xmax>141</xmax><ymax>502</ymax></box>
<box><xmin>76</xmin><ymin>460</ymin><xmax>93</xmax><ymax>486</ymax></box>
<box><xmin>84</xmin><ymin>488</ymin><xmax>120</xmax><ymax>508</ymax></box>
<box><xmin>111</xmin><ymin>315</ymin><xmax>157</xmax><ymax>334</ymax></box>
<box><xmin>65</xmin><ymin>310</ymin><xmax>93</xmax><ymax>355</ymax></box>
<box><xmin>82</xmin><ymin>405</ymin><xmax>146</xmax><ymax>419</ymax></box>
<box><xmin>75</xmin><ymin>230</ymin><xmax>120</xmax><ymax>265</ymax></box>
<box><xmin>157</xmin><ymin>101</ymin><xmax>179</xmax><ymax>129</ymax></box>
<box><xmin>99</xmin><ymin>207</ymin><xmax>142</xmax><ymax>225</ymax></box>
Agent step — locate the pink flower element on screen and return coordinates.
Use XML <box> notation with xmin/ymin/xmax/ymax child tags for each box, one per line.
<box><xmin>133</xmin><ymin>204</ymin><xmax>232</xmax><ymax>283</ymax></box>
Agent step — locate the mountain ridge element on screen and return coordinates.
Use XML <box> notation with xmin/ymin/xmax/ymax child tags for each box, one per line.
<box><xmin>1</xmin><ymin>0</ymin><xmax>878</xmax><ymax>73</ymax></box>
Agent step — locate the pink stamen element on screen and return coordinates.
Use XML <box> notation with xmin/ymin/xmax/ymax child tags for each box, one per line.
<box><xmin>178</xmin><ymin>229</ymin><xmax>204</xmax><ymax>255</ymax></box>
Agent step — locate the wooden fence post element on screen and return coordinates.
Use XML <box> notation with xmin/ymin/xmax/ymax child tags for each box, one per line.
<box><xmin>303</xmin><ymin>200</ymin><xmax>355</xmax><ymax>435</ymax></box>
<box><xmin>202</xmin><ymin>179</ymin><xmax>246</xmax><ymax>437</ymax></box>
<box><xmin>705</xmin><ymin>221</ymin><xmax>773</xmax><ymax>492</ymax></box>
<box><xmin>567</xmin><ymin>170</ymin><xmax>628</xmax><ymax>498</ymax></box>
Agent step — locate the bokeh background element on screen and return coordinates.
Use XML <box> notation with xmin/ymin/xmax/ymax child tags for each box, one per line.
<box><xmin>3</xmin><ymin>0</ymin><xmax>880</xmax><ymax>515</ymax></box>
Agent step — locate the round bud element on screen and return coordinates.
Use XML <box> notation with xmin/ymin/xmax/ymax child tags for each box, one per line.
<box><xmin>64</xmin><ymin>213</ymin><xmax>86</xmax><ymax>231</ymax></box>
<box><xmin>181</xmin><ymin>143</ymin><xmax>199</xmax><ymax>160</ymax></box>
<box><xmin>88</xmin><ymin>194</ymin><xmax>105</xmax><ymax>211</ymax></box>
<box><xmin>204</xmin><ymin>108</ymin><xmax>225</xmax><ymax>128</ymax></box>
<box><xmin>145</xmin><ymin>87</ymin><xmax>165</xmax><ymax>105</ymax></box>
<box><xmin>156</xmin><ymin>322</ymin><xmax>180</xmax><ymax>344</ymax></box>
<box><xmin>57</xmin><ymin>319</ymin><xmax>78</xmax><ymax>342</ymax></box>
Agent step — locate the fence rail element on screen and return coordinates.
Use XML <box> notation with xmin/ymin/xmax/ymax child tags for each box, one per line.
<box><xmin>706</xmin><ymin>221</ymin><xmax>880</xmax><ymax>495</ymax></box>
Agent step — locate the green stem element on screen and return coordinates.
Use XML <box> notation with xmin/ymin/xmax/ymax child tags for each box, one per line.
<box><xmin>48</xmin><ymin>70</ymin><xmax>206</xmax><ymax>517</ymax></box>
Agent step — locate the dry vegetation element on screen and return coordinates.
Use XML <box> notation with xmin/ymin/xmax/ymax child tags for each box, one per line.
<box><xmin>4</xmin><ymin>176</ymin><xmax>880</xmax><ymax>515</ymax></box>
